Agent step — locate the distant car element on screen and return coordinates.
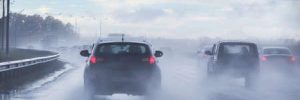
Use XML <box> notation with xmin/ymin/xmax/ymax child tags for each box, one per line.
<box><xmin>205</xmin><ymin>41</ymin><xmax>260</xmax><ymax>87</ymax></box>
<box><xmin>261</xmin><ymin>47</ymin><xmax>297</xmax><ymax>71</ymax></box>
<box><xmin>80</xmin><ymin>41</ymin><xmax>163</xmax><ymax>97</ymax></box>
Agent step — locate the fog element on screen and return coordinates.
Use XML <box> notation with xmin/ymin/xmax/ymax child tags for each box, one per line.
<box><xmin>4</xmin><ymin>37</ymin><xmax>297</xmax><ymax>100</ymax></box>
<box><xmin>1</xmin><ymin>0</ymin><xmax>300</xmax><ymax>100</ymax></box>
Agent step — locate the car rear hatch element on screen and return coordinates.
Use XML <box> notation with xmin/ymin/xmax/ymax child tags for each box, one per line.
<box><xmin>262</xmin><ymin>54</ymin><xmax>296</xmax><ymax>65</ymax></box>
<box><xmin>90</xmin><ymin>42</ymin><xmax>155</xmax><ymax>82</ymax></box>
<box><xmin>218</xmin><ymin>42</ymin><xmax>259</xmax><ymax>73</ymax></box>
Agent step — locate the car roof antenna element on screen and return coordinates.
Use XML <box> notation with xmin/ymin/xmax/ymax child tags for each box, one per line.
<box><xmin>121</xmin><ymin>34</ymin><xmax>124</xmax><ymax>42</ymax></box>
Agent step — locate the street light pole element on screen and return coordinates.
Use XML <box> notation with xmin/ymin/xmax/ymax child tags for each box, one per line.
<box><xmin>99</xmin><ymin>19</ymin><xmax>101</xmax><ymax>39</ymax></box>
<box><xmin>1</xmin><ymin>0</ymin><xmax>5</xmax><ymax>52</ymax></box>
<box><xmin>5</xmin><ymin>0</ymin><xmax>10</xmax><ymax>55</ymax></box>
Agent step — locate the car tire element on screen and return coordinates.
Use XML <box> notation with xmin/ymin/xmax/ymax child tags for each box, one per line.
<box><xmin>146</xmin><ymin>69</ymin><xmax>161</xmax><ymax>95</ymax></box>
<box><xmin>84</xmin><ymin>79</ymin><xmax>112</xmax><ymax>100</ymax></box>
<box><xmin>207</xmin><ymin>64</ymin><xmax>218</xmax><ymax>78</ymax></box>
<box><xmin>84</xmin><ymin>80</ymin><xmax>95</xmax><ymax>100</ymax></box>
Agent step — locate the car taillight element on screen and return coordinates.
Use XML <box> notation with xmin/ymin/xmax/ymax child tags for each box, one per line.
<box><xmin>90</xmin><ymin>56</ymin><xmax>97</xmax><ymax>64</ymax></box>
<box><xmin>149</xmin><ymin>56</ymin><xmax>156</xmax><ymax>64</ymax></box>
<box><xmin>89</xmin><ymin>56</ymin><xmax>104</xmax><ymax>64</ymax></box>
<box><xmin>143</xmin><ymin>56</ymin><xmax>156</xmax><ymax>64</ymax></box>
<box><xmin>291</xmin><ymin>56</ymin><xmax>296</xmax><ymax>62</ymax></box>
<box><xmin>261</xmin><ymin>56</ymin><xmax>267</xmax><ymax>61</ymax></box>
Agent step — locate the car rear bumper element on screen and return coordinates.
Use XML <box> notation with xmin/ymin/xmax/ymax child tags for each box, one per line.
<box><xmin>86</xmin><ymin>76</ymin><xmax>151</xmax><ymax>95</ymax></box>
<box><xmin>84</xmin><ymin>65</ymin><xmax>161</xmax><ymax>95</ymax></box>
<box><xmin>261</xmin><ymin>61</ymin><xmax>296</xmax><ymax>70</ymax></box>
<box><xmin>213</xmin><ymin>66</ymin><xmax>259</xmax><ymax>78</ymax></box>
<box><xmin>84</xmin><ymin>70</ymin><xmax>158</xmax><ymax>94</ymax></box>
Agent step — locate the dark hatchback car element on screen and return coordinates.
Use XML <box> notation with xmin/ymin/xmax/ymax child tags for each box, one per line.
<box><xmin>80</xmin><ymin>41</ymin><xmax>163</xmax><ymax>97</ymax></box>
<box><xmin>205</xmin><ymin>41</ymin><xmax>260</xmax><ymax>87</ymax></box>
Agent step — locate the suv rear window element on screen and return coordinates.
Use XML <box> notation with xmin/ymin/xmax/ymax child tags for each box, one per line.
<box><xmin>219</xmin><ymin>43</ymin><xmax>258</xmax><ymax>57</ymax></box>
<box><xmin>263</xmin><ymin>48</ymin><xmax>291</xmax><ymax>55</ymax></box>
<box><xmin>223</xmin><ymin>45</ymin><xmax>251</xmax><ymax>54</ymax></box>
<box><xmin>95</xmin><ymin>43</ymin><xmax>151</xmax><ymax>56</ymax></box>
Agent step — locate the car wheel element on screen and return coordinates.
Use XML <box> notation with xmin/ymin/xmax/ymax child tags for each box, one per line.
<box><xmin>207</xmin><ymin>64</ymin><xmax>217</xmax><ymax>78</ymax></box>
<box><xmin>84</xmin><ymin>80</ymin><xmax>95</xmax><ymax>100</ymax></box>
<box><xmin>152</xmin><ymin>77</ymin><xmax>162</xmax><ymax>90</ymax></box>
<box><xmin>146</xmin><ymin>70</ymin><xmax>161</xmax><ymax>95</ymax></box>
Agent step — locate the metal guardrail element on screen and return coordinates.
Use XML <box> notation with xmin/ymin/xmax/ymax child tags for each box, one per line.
<box><xmin>0</xmin><ymin>54</ymin><xmax>60</xmax><ymax>72</ymax></box>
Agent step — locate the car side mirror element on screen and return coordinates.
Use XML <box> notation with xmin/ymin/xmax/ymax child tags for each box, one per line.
<box><xmin>205</xmin><ymin>50</ymin><xmax>213</xmax><ymax>55</ymax></box>
<box><xmin>80</xmin><ymin>50</ymin><xmax>90</xmax><ymax>57</ymax></box>
<box><xmin>154</xmin><ymin>51</ymin><xmax>163</xmax><ymax>57</ymax></box>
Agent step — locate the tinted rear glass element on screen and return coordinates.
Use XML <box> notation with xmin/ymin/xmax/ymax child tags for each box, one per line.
<box><xmin>263</xmin><ymin>48</ymin><xmax>291</xmax><ymax>55</ymax></box>
<box><xmin>223</xmin><ymin>45</ymin><xmax>251</xmax><ymax>54</ymax></box>
<box><xmin>219</xmin><ymin>43</ymin><xmax>258</xmax><ymax>57</ymax></box>
<box><xmin>95</xmin><ymin>43</ymin><xmax>151</xmax><ymax>56</ymax></box>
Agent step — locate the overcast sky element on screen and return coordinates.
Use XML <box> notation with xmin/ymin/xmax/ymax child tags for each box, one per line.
<box><xmin>11</xmin><ymin>0</ymin><xmax>300</xmax><ymax>39</ymax></box>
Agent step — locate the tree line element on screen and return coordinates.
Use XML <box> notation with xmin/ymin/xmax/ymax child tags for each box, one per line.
<box><xmin>1</xmin><ymin>13</ymin><xmax>79</xmax><ymax>48</ymax></box>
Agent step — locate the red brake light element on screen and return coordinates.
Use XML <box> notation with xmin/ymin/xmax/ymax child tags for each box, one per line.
<box><xmin>291</xmin><ymin>56</ymin><xmax>296</xmax><ymax>62</ymax></box>
<box><xmin>90</xmin><ymin>56</ymin><xmax>97</xmax><ymax>64</ymax></box>
<box><xmin>149</xmin><ymin>56</ymin><xmax>156</xmax><ymax>64</ymax></box>
<box><xmin>261</xmin><ymin>56</ymin><xmax>267</xmax><ymax>61</ymax></box>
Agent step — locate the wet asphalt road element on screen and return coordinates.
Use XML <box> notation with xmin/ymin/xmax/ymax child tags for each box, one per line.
<box><xmin>4</xmin><ymin>51</ymin><xmax>300</xmax><ymax>100</ymax></box>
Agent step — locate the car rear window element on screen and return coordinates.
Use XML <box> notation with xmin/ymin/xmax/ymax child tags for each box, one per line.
<box><xmin>219</xmin><ymin>43</ymin><xmax>258</xmax><ymax>57</ymax></box>
<box><xmin>223</xmin><ymin>45</ymin><xmax>251</xmax><ymax>54</ymax></box>
<box><xmin>263</xmin><ymin>48</ymin><xmax>291</xmax><ymax>55</ymax></box>
<box><xmin>95</xmin><ymin>43</ymin><xmax>151</xmax><ymax>56</ymax></box>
